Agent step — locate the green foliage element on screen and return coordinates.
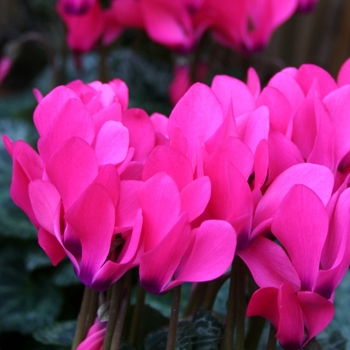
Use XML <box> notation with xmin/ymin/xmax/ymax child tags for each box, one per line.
<box><xmin>0</xmin><ymin>246</ymin><xmax>63</xmax><ymax>334</ymax></box>
<box><xmin>33</xmin><ymin>321</ymin><xmax>76</xmax><ymax>347</ymax></box>
<box><xmin>144</xmin><ymin>309</ymin><xmax>223</xmax><ymax>350</ymax></box>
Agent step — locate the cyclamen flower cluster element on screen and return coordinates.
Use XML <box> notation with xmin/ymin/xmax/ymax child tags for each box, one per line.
<box><xmin>57</xmin><ymin>0</ymin><xmax>311</xmax><ymax>54</ymax></box>
<box><xmin>5</xmin><ymin>59</ymin><xmax>350</xmax><ymax>348</ymax></box>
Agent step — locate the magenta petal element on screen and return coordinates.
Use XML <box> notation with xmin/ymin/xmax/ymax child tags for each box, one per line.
<box><xmin>65</xmin><ymin>183</ymin><xmax>115</xmax><ymax>287</ymax></box>
<box><xmin>180</xmin><ymin>176</ymin><xmax>211</xmax><ymax>222</ymax></box>
<box><xmin>115</xmin><ymin>180</ymin><xmax>142</xmax><ymax>230</ymax></box>
<box><xmin>173</xmin><ymin>220</ymin><xmax>236</xmax><ymax>283</ymax></box>
<box><xmin>257</xmin><ymin>86</ymin><xmax>292</xmax><ymax>136</ymax></box>
<box><xmin>267</xmin><ymin>131</ymin><xmax>304</xmax><ymax>184</ymax></box>
<box><xmin>271</xmin><ymin>185</ymin><xmax>329</xmax><ymax>291</ymax></box>
<box><xmin>252</xmin><ymin>163</ymin><xmax>333</xmax><ymax>236</ymax></box>
<box><xmin>297</xmin><ymin>292</ymin><xmax>334</xmax><ymax>345</ymax></box>
<box><xmin>46</xmin><ymin>137</ymin><xmax>98</xmax><ymax>209</ymax></box>
<box><xmin>138</xmin><ymin>172</ymin><xmax>181</xmax><ymax>250</ymax></box>
<box><xmin>122</xmin><ymin>108</ymin><xmax>155</xmax><ymax>162</ymax></box>
<box><xmin>324</xmin><ymin>85</ymin><xmax>350</xmax><ymax>167</ymax></box>
<box><xmin>7</xmin><ymin>139</ymin><xmax>44</xmax><ymax>226</ymax></box>
<box><xmin>38</xmin><ymin>227</ymin><xmax>66</xmax><ymax>266</ymax></box>
<box><xmin>238</xmin><ymin>236</ymin><xmax>300</xmax><ymax>290</ymax></box>
<box><xmin>247</xmin><ymin>287</ymin><xmax>279</xmax><ymax>330</ymax></box>
<box><xmin>211</xmin><ymin>75</ymin><xmax>255</xmax><ymax>117</ymax></box>
<box><xmin>92</xmin><ymin>211</ymin><xmax>142</xmax><ymax>291</ymax></box>
<box><xmin>337</xmin><ymin>57</ymin><xmax>350</xmax><ymax>86</ymax></box>
<box><xmin>117</xmin><ymin>209</ymin><xmax>143</xmax><ymax>264</ymax></box>
<box><xmin>247</xmin><ymin>67</ymin><xmax>260</xmax><ymax>100</ymax></box>
<box><xmin>142</xmin><ymin>145</ymin><xmax>193</xmax><ymax>191</ymax></box>
<box><xmin>168</xmin><ymin>83</ymin><xmax>223</xmax><ymax>162</ymax></box>
<box><xmin>94</xmin><ymin>120</ymin><xmax>129</xmax><ymax>165</ymax></box>
<box><xmin>237</xmin><ymin>106</ymin><xmax>269</xmax><ymax>154</ymax></box>
<box><xmin>33</xmin><ymin>86</ymin><xmax>79</xmax><ymax>136</ymax></box>
<box><xmin>295</xmin><ymin>64</ymin><xmax>337</xmax><ymax>99</ymax></box>
<box><xmin>29</xmin><ymin>180</ymin><xmax>61</xmax><ymax>235</ymax></box>
<box><xmin>267</xmin><ymin>71</ymin><xmax>305</xmax><ymax>116</ymax></box>
<box><xmin>38</xmin><ymin>98</ymin><xmax>95</xmax><ymax>163</ymax></box>
<box><xmin>139</xmin><ymin>213</ymin><xmax>190</xmax><ymax>294</ymax></box>
<box><xmin>308</xmin><ymin>94</ymin><xmax>335</xmax><ymax>172</ymax></box>
<box><xmin>276</xmin><ymin>283</ymin><xmax>304</xmax><ymax>350</ymax></box>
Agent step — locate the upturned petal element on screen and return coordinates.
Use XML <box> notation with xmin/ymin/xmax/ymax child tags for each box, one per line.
<box><xmin>271</xmin><ymin>184</ymin><xmax>329</xmax><ymax>291</ymax></box>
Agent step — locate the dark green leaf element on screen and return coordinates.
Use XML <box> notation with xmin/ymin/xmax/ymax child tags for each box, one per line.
<box><xmin>33</xmin><ymin>320</ymin><xmax>76</xmax><ymax>346</ymax></box>
<box><xmin>120</xmin><ymin>339</ymin><xmax>136</xmax><ymax>350</ymax></box>
<box><xmin>0</xmin><ymin>246</ymin><xmax>63</xmax><ymax>334</ymax></box>
<box><xmin>144</xmin><ymin>321</ymin><xmax>193</xmax><ymax>350</ymax></box>
<box><xmin>192</xmin><ymin>309</ymin><xmax>224</xmax><ymax>350</ymax></box>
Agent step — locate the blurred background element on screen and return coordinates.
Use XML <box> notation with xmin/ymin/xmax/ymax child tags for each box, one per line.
<box><xmin>1</xmin><ymin>0</ymin><xmax>350</xmax><ymax>349</ymax></box>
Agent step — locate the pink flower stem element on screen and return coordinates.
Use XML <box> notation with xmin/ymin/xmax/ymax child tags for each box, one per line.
<box><xmin>102</xmin><ymin>278</ymin><xmax>124</xmax><ymax>350</ymax></box>
<box><xmin>128</xmin><ymin>283</ymin><xmax>146</xmax><ymax>348</ymax></box>
<box><xmin>220</xmin><ymin>260</ymin><xmax>237</xmax><ymax>350</ymax></box>
<box><xmin>110</xmin><ymin>282</ymin><xmax>131</xmax><ymax>350</ymax></box>
<box><xmin>266</xmin><ymin>323</ymin><xmax>276</xmax><ymax>350</ymax></box>
<box><xmin>166</xmin><ymin>285</ymin><xmax>182</xmax><ymax>350</ymax></box>
<box><xmin>72</xmin><ymin>286</ymin><xmax>93</xmax><ymax>350</ymax></box>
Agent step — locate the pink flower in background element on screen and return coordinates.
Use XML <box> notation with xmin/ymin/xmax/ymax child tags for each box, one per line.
<box><xmin>58</xmin><ymin>0</ymin><xmax>95</xmax><ymax>14</ymax></box>
<box><xmin>57</xmin><ymin>0</ymin><xmax>122</xmax><ymax>52</ymax></box>
<box><xmin>194</xmin><ymin>0</ymin><xmax>298</xmax><ymax>53</ymax></box>
<box><xmin>0</xmin><ymin>56</ymin><xmax>13</xmax><ymax>84</ymax></box>
<box><xmin>297</xmin><ymin>0</ymin><xmax>318</xmax><ymax>12</ymax></box>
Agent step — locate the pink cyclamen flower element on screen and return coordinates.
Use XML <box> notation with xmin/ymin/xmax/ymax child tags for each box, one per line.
<box><xmin>138</xmin><ymin>159</ymin><xmax>236</xmax><ymax>294</ymax></box>
<box><xmin>57</xmin><ymin>0</ymin><xmax>122</xmax><ymax>52</ymax></box>
<box><xmin>58</xmin><ymin>0</ymin><xmax>95</xmax><ymax>14</ymax></box>
<box><xmin>3</xmin><ymin>79</ymin><xmax>153</xmax><ymax>291</ymax></box>
<box><xmin>241</xmin><ymin>181</ymin><xmax>350</xmax><ymax>349</ymax></box>
<box><xmin>297</xmin><ymin>0</ymin><xmax>318</xmax><ymax>12</ymax></box>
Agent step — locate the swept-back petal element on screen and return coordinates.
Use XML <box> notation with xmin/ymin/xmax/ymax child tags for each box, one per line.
<box><xmin>168</xmin><ymin>83</ymin><xmax>223</xmax><ymax>163</ymax></box>
<box><xmin>33</xmin><ymin>86</ymin><xmax>79</xmax><ymax>136</ymax></box>
<box><xmin>122</xmin><ymin>108</ymin><xmax>155</xmax><ymax>162</ymax></box>
<box><xmin>38</xmin><ymin>98</ymin><xmax>95</xmax><ymax>163</ymax></box>
<box><xmin>115</xmin><ymin>180</ymin><xmax>142</xmax><ymax>230</ymax></box>
<box><xmin>94</xmin><ymin>120</ymin><xmax>129</xmax><ymax>165</ymax></box>
<box><xmin>271</xmin><ymin>185</ymin><xmax>329</xmax><ymax>291</ymax></box>
<box><xmin>211</xmin><ymin>75</ymin><xmax>255</xmax><ymax>117</ymax></box>
<box><xmin>139</xmin><ymin>213</ymin><xmax>190</xmax><ymax>294</ymax></box>
<box><xmin>276</xmin><ymin>283</ymin><xmax>304</xmax><ymax>350</ymax></box>
<box><xmin>252</xmin><ymin>163</ymin><xmax>333</xmax><ymax>236</ymax></box>
<box><xmin>46</xmin><ymin>137</ymin><xmax>98</xmax><ymax>210</ymax></box>
<box><xmin>247</xmin><ymin>287</ymin><xmax>279</xmax><ymax>330</ymax></box>
<box><xmin>180</xmin><ymin>176</ymin><xmax>211</xmax><ymax>222</ymax></box>
<box><xmin>138</xmin><ymin>172</ymin><xmax>181</xmax><ymax>250</ymax></box>
<box><xmin>238</xmin><ymin>236</ymin><xmax>300</xmax><ymax>290</ymax></box>
<box><xmin>65</xmin><ymin>183</ymin><xmax>115</xmax><ymax>287</ymax></box>
<box><xmin>173</xmin><ymin>220</ymin><xmax>236</xmax><ymax>283</ymax></box>
<box><xmin>29</xmin><ymin>180</ymin><xmax>61</xmax><ymax>235</ymax></box>
<box><xmin>38</xmin><ymin>227</ymin><xmax>66</xmax><ymax>266</ymax></box>
<box><xmin>298</xmin><ymin>292</ymin><xmax>334</xmax><ymax>345</ymax></box>
<box><xmin>142</xmin><ymin>145</ymin><xmax>193</xmax><ymax>191</ymax></box>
